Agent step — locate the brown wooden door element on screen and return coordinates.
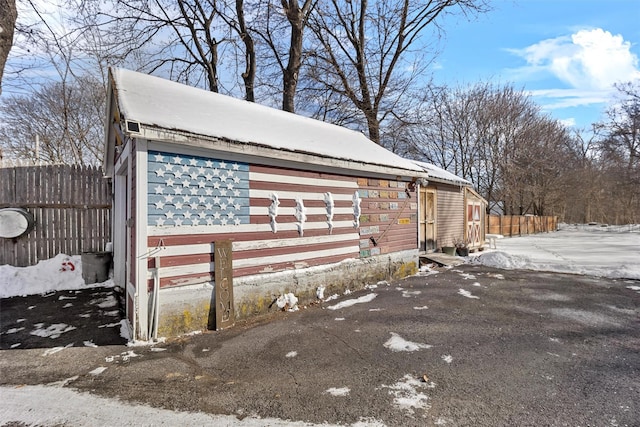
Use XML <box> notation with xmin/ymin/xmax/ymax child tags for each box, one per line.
<box><xmin>420</xmin><ymin>188</ymin><xmax>437</xmax><ymax>251</ymax></box>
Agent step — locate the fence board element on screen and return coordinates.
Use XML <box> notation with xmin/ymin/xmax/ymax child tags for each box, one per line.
<box><xmin>486</xmin><ymin>214</ymin><xmax>558</xmax><ymax>237</ymax></box>
<box><xmin>0</xmin><ymin>164</ymin><xmax>112</xmax><ymax>267</ymax></box>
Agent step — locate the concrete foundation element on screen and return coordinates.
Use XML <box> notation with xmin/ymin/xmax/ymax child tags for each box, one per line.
<box><xmin>157</xmin><ymin>249</ymin><xmax>418</xmax><ymax>337</ymax></box>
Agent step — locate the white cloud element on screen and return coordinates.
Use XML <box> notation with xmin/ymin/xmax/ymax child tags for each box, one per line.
<box><xmin>558</xmin><ymin>117</ymin><xmax>576</xmax><ymax>128</ymax></box>
<box><xmin>527</xmin><ymin>88</ymin><xmax>611</xmax><ymax>109</ymax></box>
<box><xmin>512</xmin><ymin>28</ymin><xmax>640</xmax><ymax>91</ymax></box>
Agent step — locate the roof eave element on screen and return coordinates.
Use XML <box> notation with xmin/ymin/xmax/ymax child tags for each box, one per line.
<box><xmin>134</xmin><ymin>124</ymin><xmax>427</xmax><ymax>180</ymax></box>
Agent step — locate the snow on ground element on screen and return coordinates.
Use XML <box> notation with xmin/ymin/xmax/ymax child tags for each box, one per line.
<box><xmin>471</xmin><ymin>224</ymin><xmax>640</xmax><ymax>280</ymax></box>
<box><xmin>0</xmin><ymin>384</ymin><xmax>349</xmax><ymax>427</ymax></box>
<box><xmin>0</xmin><ymin>253</ymin><xmax>113</xmax><ymax>298</ymax></box>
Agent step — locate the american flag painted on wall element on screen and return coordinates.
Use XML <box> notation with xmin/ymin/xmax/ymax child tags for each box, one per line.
<box><xmin>148</xmin><ymin>151</ymin><xmax>250</xmax><ymax>227</ymax></box>
<box><xmin>146</xmin><ymin>150</ymin><xmax>368</xmax><ymax>287</ymax></box>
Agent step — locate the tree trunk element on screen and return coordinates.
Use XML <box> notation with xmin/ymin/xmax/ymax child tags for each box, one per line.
<box><xmin>365</xmin><ymin>112</ymin><xmax>381</xmax><ymax>144</ymax></box>
<box><xmin>282</xmin><ymin>0</ymin><xmax>313</xmax><ymax>113</ymax></box>
<box><xmin>0</xmin><ymin>0</ymin><xmax>17</xmax><ymax>95</ymax></box>
<box><xmin>236</xmin><ymin>0</ymin><xmax>255</xmax><ymax>102</ymax></box>
<box><xmin>282</xmin><ymin>16</ymin><xmax>302</xmax><ymax>112</ymax></box>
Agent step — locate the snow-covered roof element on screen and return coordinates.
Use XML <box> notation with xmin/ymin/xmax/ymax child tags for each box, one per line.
<box><xmin>109</xmin><ymin>68</ymin><xmax>423</xmax><ymax>175</ymax></box>
<box><xmin>411</xmin><ymin>160</ymin><xmax>471</xmax><ymax>186</ymax></box>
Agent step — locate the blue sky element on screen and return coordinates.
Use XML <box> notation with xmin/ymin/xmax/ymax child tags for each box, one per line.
<box><xmin>432</xmin><ymin>0</ymin><xmax>640</xmax><ymax>129</ymax></box>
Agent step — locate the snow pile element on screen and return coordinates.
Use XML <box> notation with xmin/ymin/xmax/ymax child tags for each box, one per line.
<box><xmin>0</xmin><ymin>254</ymin><xmax>113</xmax><ymax>298</ymax></box>
<box><xmin>473</xmin><ymin>251</ymin><xmax>529</xmax><ymax>270</ymax></box>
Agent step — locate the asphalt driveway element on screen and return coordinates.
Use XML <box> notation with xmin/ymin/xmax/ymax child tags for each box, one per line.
<box><xmin>1</xmin><ymin>264</ymin><xmax>639</xmax><ymax>426</ymax></box>
<box><xmin>0</xmin><ymin>286</ymin><xmax>127</xmax><ymax>350</ymax></box>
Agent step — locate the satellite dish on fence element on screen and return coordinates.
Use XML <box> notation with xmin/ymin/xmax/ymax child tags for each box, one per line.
<box><xmin>0</xmin><ymin>208</ymin><xmax>36</xmax><ymax>238</ymax></box>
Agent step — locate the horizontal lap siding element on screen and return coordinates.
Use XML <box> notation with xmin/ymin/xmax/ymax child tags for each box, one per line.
<box><xmin>435</xmin><ymin>184</ymin><xmax>464</xmax><ymax>248</ymax></box>
<box><xmin>146</xmin><ymin>152</ymin><xmax>362</xmax><ymax>288</ymax></box>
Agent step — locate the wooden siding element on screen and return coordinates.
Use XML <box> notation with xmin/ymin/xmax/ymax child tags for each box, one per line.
<box><xmin>0</xmin><ymin>165</ymin><xmax>111</xmax><ymax>266</ymax></box>
<box><xmin>435</xmin><ymin>183</ymin><xmax>465</xmax><ymax>248</ymax></box>
<box><xmin>143</xmin><ymin>150</ymin><xmax>417</xmax><ymax>288</ymax></box>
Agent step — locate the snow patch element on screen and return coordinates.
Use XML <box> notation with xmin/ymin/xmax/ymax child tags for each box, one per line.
<box><xmin>95</xmin><ymin>295</ymin><xmax>117</xmax><ymax>308</ymax></box>
<box><xmin>383</xmin><ymin>332</ymin><xmax>432</xmax><ymax>352</ymax></box>
<box><xmin>401</xmin><ymin>290</ymin><xmax>421</xmax><ymax>298</ymax></box>
<box><xmin>327</xmin><ymin>293</ymin><xmax>377</xmax><ymax>310</ymax></box>
<box><xmin>380</xmin><ymin>374</ymin><xmax>434</xmax><ymax>414</ymax></box>
<box><xmin>42</xmin><ymin>343</ymin><xmax>74</xmax><ymax>356</ymax></box>
<box><xmin>324</xmin><ymin>294</ymin><xmax>339</xmax><ymax>302</ymax></box>
<box><xmin>457</xmin><ymin>289</ymin><xmax>479</xmax><ymax>299</ymax></box>
<box><xmin>324</xmin><ymin>387</ymin><xmax>350</xmax><ymax>396</ymax></box>
<box><xmin>441</xmin><ymin>355</ymin><xmax>453</xmax><ymax>364</ymax></box>
<box><xmin>89</xmin><ymin>367</ymin><xmax>108</xmax><ymax>375</ymax></box>
<box><xmin>30</xmin><ymin>323</ymin><xmax>76</xmax><ymax>339</ymax></box>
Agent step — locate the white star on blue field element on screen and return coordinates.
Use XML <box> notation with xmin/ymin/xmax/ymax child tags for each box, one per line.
<box><xmin>147</xmin><ymin>151</ymin><xmax>249</xmax><ymax>227</ymax></box>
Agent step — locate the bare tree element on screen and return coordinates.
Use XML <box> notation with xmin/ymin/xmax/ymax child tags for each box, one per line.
<box><xmin>0</xmin><ymin>0</ymin><xmax>17</xmax><ymax>95</ymax></box>
<box><xmin>83</xmin><ymin>0</ymin><xmax>257</xmax><ymax>97</ymax></box>
<box><xmin>250</xmin><ymin>0</ymin><xmax>316</xmax><ymax>112</ymax></box>
<box><xmin>595</xmin><ymin>81</ymin><xmax>640</xmax><ymax>223</ymax></box>
<box><xmin>0</xmin><ymin>74</ymin><xmax>106</xmax><ymax>165</ymax></box>
<box><xmin>306</xmin><ymin>0</ymin><xmax>489</xmax><ymax>144</ymax></box>
<box><xmin>404</xmin><ymin>82</ymin><xmax>578</xmax><ymax>217</ymax></box>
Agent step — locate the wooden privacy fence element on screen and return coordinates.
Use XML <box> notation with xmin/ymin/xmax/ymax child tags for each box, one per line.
<box><xmin>486</xmin><ymin>215</ymin><xmax>558</xmax><ymax>237</ymax></box>
<box><xmin>0</xmin><ymin>164</ymin><xmax>112</xmax><ymax>267</ymax></box>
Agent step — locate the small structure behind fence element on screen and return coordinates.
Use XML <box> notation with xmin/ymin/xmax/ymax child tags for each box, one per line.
<box><xmin>0</xmin><ymin>164</ymin><xmax>112</xmax><ymax>267</ymax></box>
<box><xmin>486</xmin><ymin>215</ymin><xmax>558</xmax><ymax>237</ymax></box>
